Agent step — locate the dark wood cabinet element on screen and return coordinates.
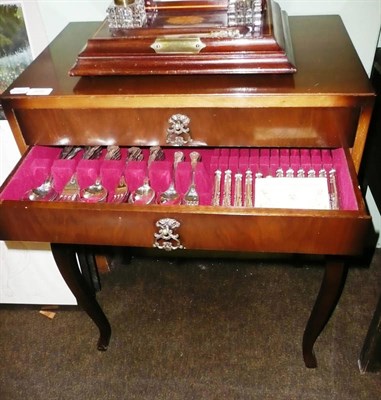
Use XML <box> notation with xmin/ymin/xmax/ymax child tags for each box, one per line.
<box><xmin>0</xmin><ymin>15</ymin><xmax>375</xmax><ymax>368</ymax></box>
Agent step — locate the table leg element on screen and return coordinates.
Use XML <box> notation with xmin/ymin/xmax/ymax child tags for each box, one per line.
<box><xmin>302</xmin><ymin>258</ymin><xmax>347</xmax><ymax>368</ymax></box>
<box><xmin>77</xmin><ymin>246</ymin><xmax>101</xmax><ymax>293</ymax></box>
<box><xmin>50</xmin><ymin>243</ymin><xmax>111</xmax><ymax>351</ymax></box>
<box><xmin>358</xmin><ymin>288</ymin><xmax>381</xmax><ymax>373</ymax></box>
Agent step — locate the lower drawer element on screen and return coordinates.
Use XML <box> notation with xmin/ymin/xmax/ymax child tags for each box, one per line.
<box><xmin>0</xmin><ymin>145</ymin><xmax>370</xmax><ymax>255</ymax></box>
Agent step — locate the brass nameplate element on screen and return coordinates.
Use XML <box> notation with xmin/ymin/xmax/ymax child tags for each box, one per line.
<box><xmin>150</xmin><ymin>37</ymin><xmax>206</xmax><ymax>54</ymax></box>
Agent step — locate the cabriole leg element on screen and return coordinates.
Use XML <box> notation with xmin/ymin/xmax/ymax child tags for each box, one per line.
<box><xmin>302</xmin><ymin>258</ymin><xmax>347</xmax><ymax>368</ymax></box>
<box><xmin>51</xmin><ymin>243</ymin><xmax>111</xmax><ymax>351</ymax></box>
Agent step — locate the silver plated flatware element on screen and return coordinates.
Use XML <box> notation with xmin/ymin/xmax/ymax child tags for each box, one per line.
<box><xmin>58</xmin><ymin>173</ymin><xmax>80</xmax><ymax>202</ymax></box>
<box><xmin>80</xmin><ymin>177</ymin><xmax>108</xmax><ymax>203</ymax></box>
<box><xmin>222</xmin><ymin>169</ymin><xmax>232</xmax><ymax>207</ymax></box>
<box><xmin>233</xmin><ymin>172</ymin><xmax>243</xmax><ymax>207</ymax></box>
<box><xmin>244</xmin><ymin>169</ymin><xmax>253</xmax><ymax>208</ymax></box>
<box><xmin>183</xmin><ymin>151</ymin><xmax>200</xmax><ymax>206</ymax></box>
<box><xmin>23</xmin><ymin>175</ymin><xmax>58</xmax><ymax>201</ymax></box>
<box><xmin>159</xmin><ymin>151</ymin><xmax>184</xmax><ymax>205</ymax></box>
<box><xmin>211</xmin><ymin>169</ymin><xmax>222</xmax><ymax>206</ymax></box>
<box><xmin>129</xmin><ymin>146</ymin><xmax>163</xmax><ymax>204</ymax></box>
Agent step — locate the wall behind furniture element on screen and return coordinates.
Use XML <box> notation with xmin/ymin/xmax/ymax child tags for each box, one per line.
<box><xmin>1</xmin><ymin>0</ymin><xmax>380</xmax><ymax>304</ymax></box>
<box><xmin>277</xmin><ymin>0</ymin><xmax>380</xmax><ymax>75</ymax></box>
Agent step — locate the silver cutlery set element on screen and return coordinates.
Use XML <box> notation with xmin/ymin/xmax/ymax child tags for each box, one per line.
<box><xmin>23</xmin><ymin>146</ymin><xmax>339</xmax><ymax>209</ymax></box>
<box><xmin>24</xmin><ymin>145</ymin><xmax>95</xmax><ymax>202</ymax></box>
<box><xmin>212</xmin><ymin>167</ymin><xmax>339</xmax><ymax>209</ymax></box>
<box><xmin>23</xmin><ymin>146</ymin><xmax>202</xmax><ymax>205</ymax></box>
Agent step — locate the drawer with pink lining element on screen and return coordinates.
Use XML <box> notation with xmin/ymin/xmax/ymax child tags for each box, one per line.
<box><xmin>0</xmin><ymin>145</ymin><xmax>360</xmax><ymax>211</ymax></box>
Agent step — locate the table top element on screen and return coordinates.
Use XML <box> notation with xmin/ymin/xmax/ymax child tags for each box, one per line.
<box><xmin>1</xmin><ymin>15</ymin><xmax>374</xmax><ymax>100</ymax></box>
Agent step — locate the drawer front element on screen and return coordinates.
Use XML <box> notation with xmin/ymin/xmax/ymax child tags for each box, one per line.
<box><xmin>14</xmin><ymin>107</ymin><xmax>359</xmax><ymax>148</ymax></box>
<box><xmin>0</xmin><ymin>204</ymin><xmax>370</xmax><ymax>255</ymax></box>
<box><xmin>0</xmin><ymin>145</ymin><xmax>370</xmax><ymax>256</ymax></box>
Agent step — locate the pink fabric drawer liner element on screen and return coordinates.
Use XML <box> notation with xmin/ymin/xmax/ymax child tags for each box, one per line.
<box><xmin>0</xmin><ymin>146</ymin><xmax>358</xmax><ymax>210</ymax></box>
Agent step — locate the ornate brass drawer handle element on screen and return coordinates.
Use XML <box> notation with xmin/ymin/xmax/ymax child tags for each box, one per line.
<box><xmin>153</xmin><ymin>218</ymin><xmax>185</xmax><ymax>251</ymax></box>
<box><xmin>166</xmin><ymin>114</ymin><xmax>192</xmax><ymax>146</ymax></box>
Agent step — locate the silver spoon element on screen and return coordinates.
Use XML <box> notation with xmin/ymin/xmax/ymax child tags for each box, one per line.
<box><xmin>24</xmin><ymin>175</ymin><xmax>58</xmax><ymax>201</ymax></box>
<box><xmin>80</xmin><ymin>145</ymin><xmax>124</xmax><ymax>202</ymax></box>
<box><xmin>129</xmin><ymin>146</ymin><xmax>163</xmax><ymax>204</ymax></box>
<box><xmin>128</xmin><ymin>177</ymin><xmax>155</xmax><ymax>204</ymax></box>
<box><xmin>80</xmin><ymin>177</ymin><xmax>108</xmax><ymax>203</ymax></box>
<box><xmin>159</xmin><ymin>151</ymin><xmax>184</xmax><ymax>205</ymax></box>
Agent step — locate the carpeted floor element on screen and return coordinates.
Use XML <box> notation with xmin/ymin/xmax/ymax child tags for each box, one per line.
<box><xmin>1</xmin><ymin>250</ymin><xmax>381</xmax><ymax>399</ymax></box>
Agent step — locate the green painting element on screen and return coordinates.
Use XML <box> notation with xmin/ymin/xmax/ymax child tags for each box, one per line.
<box><xmin>0</xmin><ymin>2</ymin><xmax>33</xmax><ymax>118</ymax></box>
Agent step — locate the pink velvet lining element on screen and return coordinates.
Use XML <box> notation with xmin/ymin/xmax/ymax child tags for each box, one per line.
<box><xmin>0</xmin><ymin>146</ymin><xmax>358</xmax><ymax>209</ymax></box>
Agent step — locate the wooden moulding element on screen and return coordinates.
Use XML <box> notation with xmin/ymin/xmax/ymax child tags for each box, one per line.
<box><xmin>69</xmin><ymin>0</ymin><xmax>296</xmax><ymax>76</ymax></box>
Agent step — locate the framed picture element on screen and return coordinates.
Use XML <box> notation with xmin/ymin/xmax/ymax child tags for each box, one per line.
<box><xmin>0</xmin><ymin>1</ymin><xmax>47</xmax><ymax>119</ymax></box>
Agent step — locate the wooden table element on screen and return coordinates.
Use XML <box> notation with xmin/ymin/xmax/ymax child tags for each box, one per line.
<box><xmin>0</xmin><ymin>15</ymin><xmax>375</xmax><ymax>368</ymax></box>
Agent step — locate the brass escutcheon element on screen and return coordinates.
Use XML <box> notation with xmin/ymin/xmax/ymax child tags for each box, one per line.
<box><xmin>166</xmin><ymin>114</ymin><xmax>192</xmax><ymax>146</ymax></box>
<box><xmin>153</xmin><ymin>218</ymin><xmax>185</xmax><ymax>251</ymax></box>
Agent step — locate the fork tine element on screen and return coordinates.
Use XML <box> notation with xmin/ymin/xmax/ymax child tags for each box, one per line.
<box><xmin>58</xmin><ymin>173</ymin><xmax>79</xmax><ymax>201</ymax></box>
<box><xmin>111</xmin><ymin>174</ymin><xmax>128</xmax><ymax>203</ymax></box>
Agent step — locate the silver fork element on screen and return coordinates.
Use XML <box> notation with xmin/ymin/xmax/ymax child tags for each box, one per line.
<box><xmin>58</xmin><ymin>173</ymin><xmax>80</xmax><ymax>202</ymax></box>
<box><xmin>111</xmin><ymin>175</ymin><xmax>128</xmax><ymax>203</ymax></box>
<box><xmin>110</xmin><ymin>147</ymin><xmax>144</xmax><ymax>203</ymax></box>
<box><xmin>183</xmin><ymin>151</ymin><xmax>200</xmax><ymax>206</ymax></box>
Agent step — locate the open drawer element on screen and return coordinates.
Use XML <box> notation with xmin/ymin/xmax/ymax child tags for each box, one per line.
<box><xmin>0</xmin><ymin>145</ymin><xmax>370</xmax><ymax>256</ymax></box>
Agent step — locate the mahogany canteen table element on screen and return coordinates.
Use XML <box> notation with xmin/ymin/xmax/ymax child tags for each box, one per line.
<box><xmin>0</xmin><ymin>15</ymin><xmax>375</xmax><ymax>368</ymax></box>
